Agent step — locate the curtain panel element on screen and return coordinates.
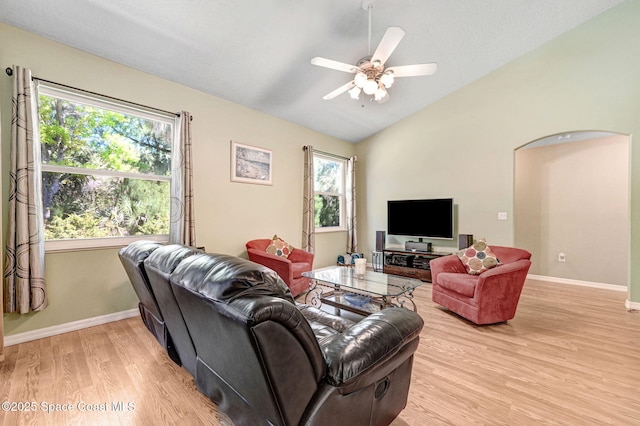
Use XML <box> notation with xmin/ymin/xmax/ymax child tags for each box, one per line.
<box><xmin>302</xmin><ymin>146</ymin><xmax>315</xmax><ymax>253</ymax></box>
<box><xmin>346</xmin><ymin>156</ymin><xmax>358</xmax><ymax>253</ymax></box>
<box><xmin>169</xmin><ymin>111</ymin><xmax>196</xmax><ymax>246</ymax></box>
<box><xmin>4</xmin><ymin>66</ymin><xmax>48</xmax><ymax>314</ymax></box>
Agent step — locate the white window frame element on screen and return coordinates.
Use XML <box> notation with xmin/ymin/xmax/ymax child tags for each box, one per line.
<box><xmin>313</xmin><ymin>153</ymin><xmax>346</xmax><ymax>233</ymax></box>
<box><xmin>38</xmin><ymin>83</ymin><xmax>174</xmax><ymax>252</ymax></box>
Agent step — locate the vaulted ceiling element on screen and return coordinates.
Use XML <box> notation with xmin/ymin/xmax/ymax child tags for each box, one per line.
<box><xmin>0</xmin><ymin>0</ymin><xmax>625</xmax><ymax>142</ymax></box>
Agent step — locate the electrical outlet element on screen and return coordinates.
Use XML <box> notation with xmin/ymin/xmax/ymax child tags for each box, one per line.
<box><xmin>558</xmin><ymin>253</ymin><xmax>566</xmax><ymax>262</ymax></box>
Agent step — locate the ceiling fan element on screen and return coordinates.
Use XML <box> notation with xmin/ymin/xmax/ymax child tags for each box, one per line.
<box><xmin>311</xmin><ymin>1</ymin><xmax>437</xmax><ymax>103</ymax></box>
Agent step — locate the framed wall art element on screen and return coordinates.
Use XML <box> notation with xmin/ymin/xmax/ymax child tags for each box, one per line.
<box><xmin>230</xmin><ymin>141</ymin><xmax>272</xmax><ymax>185</ymax></box>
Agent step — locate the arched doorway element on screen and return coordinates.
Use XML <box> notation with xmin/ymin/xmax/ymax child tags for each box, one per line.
<box><xmin>514</xmin><ymin>131</ymin><xmax>629</xmax><ymax>288</ymax></box>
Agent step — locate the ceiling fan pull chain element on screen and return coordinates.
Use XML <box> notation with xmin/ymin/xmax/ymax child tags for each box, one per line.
<box><xmin>368</xmin><ymin>3</ymin><xmax>373</xmax><ymax>54</ymax></box>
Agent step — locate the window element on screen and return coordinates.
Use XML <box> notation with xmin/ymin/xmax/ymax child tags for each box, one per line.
<box><xmin>38</xmin><ymin>84</ymin><xmax>174</xmax><ymax>250</ymax></box>
<box><xmin>313</xmin><ymin>154</ymin><xmax>346</xmax><ymax>231</ymax></box>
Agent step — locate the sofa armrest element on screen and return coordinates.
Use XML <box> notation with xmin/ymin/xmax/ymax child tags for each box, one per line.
<box><xmin>320</xmin><ymin>308</ymin><xmax>423</xmax><ymax>388</ymax></box>
<box><xmin>475</xmin><ymin>259</ymin><xmax>532</xmax><ymax>299</ymax></box>
<box><xmin>478</xmin><ymin>259</ymin><xmax>531</xmax><ymax>282</ymax></box>
<box><xmin>247</xmin><ymin>248</ymin><xmax>293</xmax><ymax>280</ymax></box>
<box><xmin>288</xmin><ymin>247</ymin><xmax>314</xmax><ymax>265</ymax></box>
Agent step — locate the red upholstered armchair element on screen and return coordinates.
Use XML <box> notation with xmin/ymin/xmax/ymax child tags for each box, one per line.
<box><xmin>430</xmin><ymin>246</ymin><xmax>532</xmax><ymax>325</ymax></box>
<box><xmin>246</xmin><ymin>239</ymin><xmax>314</xmax><ymax>297</ymax></box>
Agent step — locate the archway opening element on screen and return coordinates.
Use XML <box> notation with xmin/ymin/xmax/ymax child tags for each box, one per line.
<box><xmin>514</xmin><ymin>131</ymin><xmax>629</xmax><ymax>288</ymax></box>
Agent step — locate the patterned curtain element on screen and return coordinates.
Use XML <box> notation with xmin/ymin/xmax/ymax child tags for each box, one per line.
<box><xmin>302</xmin><ymin>145</ymin><xmax>315</xmax><ymax>253</ymax></box>
<box><xmin>169</xmin><ymin>111</ymin><xmax>196</xmax><ymax>246</ymax></box>
<box><xmin>346</xmin><ymin>156</ymin><xmax>358</xmax><ymax>253</ymax></box>
<box><xmin>4</xmin><ymin>66</ymin><xmax>47</xmax><ymax>313</ymax></box>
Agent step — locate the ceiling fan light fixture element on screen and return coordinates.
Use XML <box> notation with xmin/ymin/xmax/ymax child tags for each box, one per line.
<box><xmin>363</xmin><ymin>79</ymin><xmax>378</xmax><ymax>95</ymax></box>
<box><xmin>374</xmin><ymin>86</ymin><xmax>387</xmax><ymax>101</ymax></box>
<box><xmin>380</xmin><ymin>70</ymin><xmax>394</xmax><ymax>88</ymax></box>
<box><xmin>354</xmin><ymin>71</ymin><xmax>368</xmax><ymax>88</ymax></box>
<box><xmin>348</xmin><ymin>86</ymin><xmax>362</xmax><ymax>99</ymax></box>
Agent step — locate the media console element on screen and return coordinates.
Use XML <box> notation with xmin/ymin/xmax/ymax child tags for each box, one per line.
<box><xmin>382</xmin><ymin>248</ymin><xmax>451</xmax><ymax>282</ymax></box>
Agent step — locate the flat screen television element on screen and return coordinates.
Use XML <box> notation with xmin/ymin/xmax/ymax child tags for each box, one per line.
<box><xmin>387</xmin><ymin>198</ymin><xmax>454</xmax><ymax>240</ymax></box>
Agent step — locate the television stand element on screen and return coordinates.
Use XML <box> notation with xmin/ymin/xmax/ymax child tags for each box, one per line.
<box><xmin>382</xmin><ymin>248</ymin><xmax>451</xmax><ymax>282</ymax></box>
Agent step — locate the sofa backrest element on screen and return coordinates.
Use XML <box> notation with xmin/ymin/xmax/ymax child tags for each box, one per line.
<box><xmin>144</xmin><ymin>244</ymin><xmax>201</xmax><ymax>375</ymax></box>
<box><xmin>170</xmin><ymin>252</ymin><xmax>325</xmax><ymax>426</ymax></box>
<box><xmin>119</xmin><ymin>240</ymin><xmax>184</xmax><ymax>362</ymax></box>
<box><xmin>491</xmin><ymin>246</ymin><xmax>532</xmax><ymax>264</ymax></box>
<box><xmin>118</xmin><ymin>240</ymin><xmax>163</xmax><ymax>320</ymax></box>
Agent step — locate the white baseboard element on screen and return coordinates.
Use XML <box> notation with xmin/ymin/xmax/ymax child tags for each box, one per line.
<box><xmin>528</xmin><ymin>274</ymin><xmax>640</xmax><ymax>310</ymax></box>
<box><xmin>4</xmin><ymin>308</ymin><xmax>139</xmax><ymax>347</ymax></box>
<box><xmin>625</xmin><ymin>299</ymin><xmax>640</xmax><ymax>311</ymax></box>
<box><xmin>527</xmin><ymin>274</ymin><xmax>628</xmax><ymax>292</ymax></box>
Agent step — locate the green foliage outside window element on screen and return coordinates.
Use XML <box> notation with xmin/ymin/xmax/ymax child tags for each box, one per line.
<box><xmin>314</xmin><ymin>194</ymin><xmax>340</xmax><ymax>227</ymax></box>
<box><xmin>39</xmin><ymin>92</ymin><xmax>172</xmax><ymax>240</ymax></box>
<box><xmin>314</xmin><ymin>156</ymin><xmax>343</xmax><ymax>228</ymax></box>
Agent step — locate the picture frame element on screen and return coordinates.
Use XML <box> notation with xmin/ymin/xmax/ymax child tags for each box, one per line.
<box><xmin>230</xmin><ymin>141</ymin><xmax>272</xmax><ymax>185</ymax></box>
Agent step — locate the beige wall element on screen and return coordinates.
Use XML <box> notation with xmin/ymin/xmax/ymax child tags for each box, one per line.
<box><xmin>0</xmin><ymin>24</ymin><xmax>353</xmax><ymax>335</ymax></box>
<box><xmin>515</xmin><ymin>135</ymin><xmax>629</xmax><ymax>285</ymax></box>
<box><xmin>356</xmin><ymin>1</ymin><xmax>640</xmax><ymax>302</ymax></box>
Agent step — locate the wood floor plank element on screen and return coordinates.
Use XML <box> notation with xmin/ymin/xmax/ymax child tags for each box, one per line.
<box><xmin>0</xmin><ymin>278</ymin><xmax>639</xmax><ymax>425</ymax></box>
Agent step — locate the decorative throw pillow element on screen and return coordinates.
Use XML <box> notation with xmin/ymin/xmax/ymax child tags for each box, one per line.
<box><xmin>457</xmin><ymin>239</ymin><xmax>501</xmax><ymax>275</ymax></box>
<box><xmin>266</xmin><ymin>234</ymin><xmax>294</xmax><ymax>258</ymax></box>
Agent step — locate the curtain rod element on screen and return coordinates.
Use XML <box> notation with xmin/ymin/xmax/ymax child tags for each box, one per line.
<box><xmin>5</xmin><ymin>66</ymin><xmax>188</xmax><ymax>120</ymax></box>
<box><xmin>303</xmin><ymin>146</ymin><xmax>354</xmax><ymax>161</ymax></box>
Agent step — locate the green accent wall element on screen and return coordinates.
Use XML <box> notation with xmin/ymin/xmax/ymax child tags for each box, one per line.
<box><xmin>356</xmin><ymin>0</ymin><xmax>640</xmax><ymax>303</ymax></box>
<box><xmin>3</xmin><ymin>249</ymin><xmax>136</xmax><ymax>335</ymax></box>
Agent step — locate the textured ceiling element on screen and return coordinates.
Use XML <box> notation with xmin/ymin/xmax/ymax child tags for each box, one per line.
<box><xmin>0</xmin><ymin>0</ymin><xmax>625</xmax><ymax>143</ymax></box>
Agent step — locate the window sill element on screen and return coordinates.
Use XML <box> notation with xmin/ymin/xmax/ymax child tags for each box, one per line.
<box><xmin>315</xmin><ymin>227</ymin><xmax>347</xmax><ymax>234</ymax></box>
<box><xmin>45</xmin><ymin>235</ymin><xmax>168</xmax><ymax>253</ymax></box>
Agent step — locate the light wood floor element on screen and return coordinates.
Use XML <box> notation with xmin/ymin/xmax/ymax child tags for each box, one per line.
<box><xmin>1</xmin><ymin>279</ymin><xmax>639</xmax><ymax>425</ymax></box>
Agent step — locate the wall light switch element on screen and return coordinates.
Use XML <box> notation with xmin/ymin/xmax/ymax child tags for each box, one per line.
<box><xmin>497</xmin><ymin>212</ymin><xmax>508</xmax><ymax>221</ymax></box>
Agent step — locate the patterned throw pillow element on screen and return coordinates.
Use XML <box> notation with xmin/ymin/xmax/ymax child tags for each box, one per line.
<box><xmin>266</xmin><ymin>234</ymin><xmax>294</xmax><ymax>258</ymax></box>
<box><xmin>457</xmin><ymin>239</ymin><xmax>501</xmax><ymax>275</ymax></box>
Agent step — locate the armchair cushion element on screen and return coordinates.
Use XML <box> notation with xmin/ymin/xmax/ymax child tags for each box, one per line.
<box><xmin>437</xmin><ymin>272</ymin><xmax>477</xmax><ymax>298</ymax></box>
<box><xmin>457</xmin><ymin>239</ymin><xmax>501</xmax><ymax>275</ymax></box>
<box><xmin>266</xmin><ymin>234</ymin><xmax>293</xmax><ymax>258</ymax></box>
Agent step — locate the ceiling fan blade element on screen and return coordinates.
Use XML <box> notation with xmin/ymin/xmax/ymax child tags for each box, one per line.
<box><xmin>371</xmin><ymin>27</ymin><xmax>405</xmax><ymax>66</ymax></box>
<box><xmin>311</xmin><ymin>57</ymin><xmax>358</xmax><ymax>74</ymax></box>
<box><xmin>386</xmin><ymin>63</ymin><xmax>438</xmax><ymax>77</ymax></box>
<box><xmin>323</xmin><ymin>81</ymin><xmax>356</xmax><ymax>100</ymax></box>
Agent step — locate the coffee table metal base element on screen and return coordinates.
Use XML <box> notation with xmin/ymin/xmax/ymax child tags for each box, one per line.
<box><xmin>305</xmin><ymin>279</ymin><xmax>418</xmax><ymax>316</ymax></box>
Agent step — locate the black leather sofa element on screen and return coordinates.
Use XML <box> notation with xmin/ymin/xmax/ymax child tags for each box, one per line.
<box><xmin>119</xmin><ymin>241</ymin><xmax>424</xmax><ymax>426</ymax></box>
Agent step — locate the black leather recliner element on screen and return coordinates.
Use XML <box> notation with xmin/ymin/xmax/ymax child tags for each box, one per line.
<box><xmin>121</xmin><ymin>242</ymin><xmax>424</xmax><ymax>425</ymax></box>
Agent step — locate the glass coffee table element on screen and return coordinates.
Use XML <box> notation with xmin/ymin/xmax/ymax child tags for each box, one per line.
<box><xmin>302</xmin><ymin>266</ymin><xmax>423</xmax><ymax>316</ymax></box>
